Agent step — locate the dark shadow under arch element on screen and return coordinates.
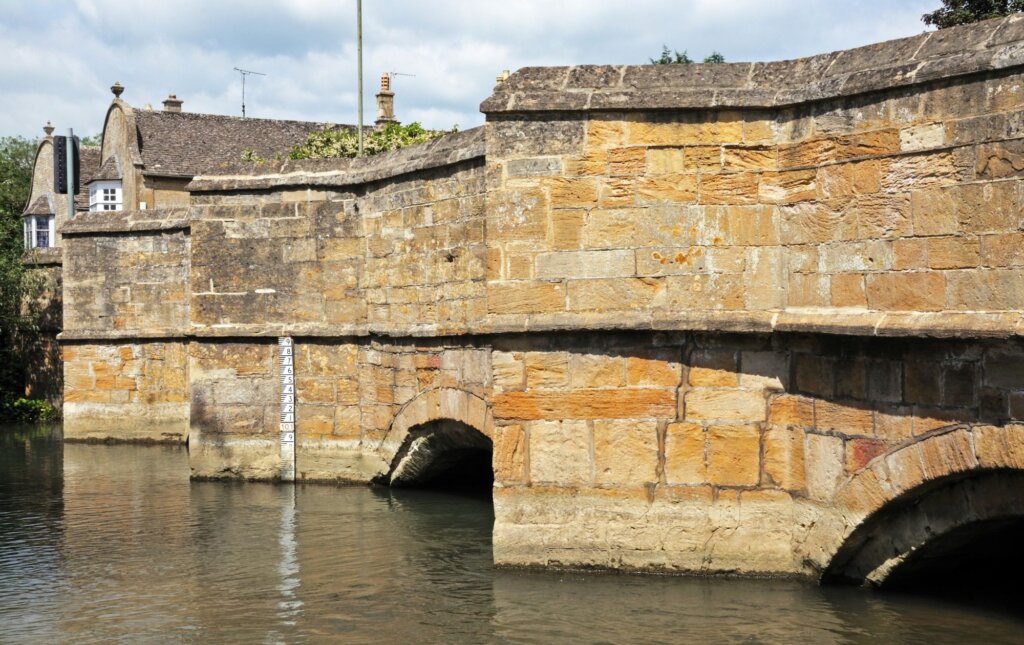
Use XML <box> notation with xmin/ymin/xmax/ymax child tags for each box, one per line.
<box><xmin>823</xmin><ymin>469</ymin><xmax>1024</xmax><ymax>590</ymax></box>
<box><xmin>386</xmin><ymin>419</ymin><xmax>493</xmax><ymax>496</ymax></box>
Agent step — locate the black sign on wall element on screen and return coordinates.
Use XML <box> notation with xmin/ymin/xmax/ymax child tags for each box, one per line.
<box><xmin>53</xmin><ymin>135</ymin><xmax>81</xmax><ymax>195</ymax></box>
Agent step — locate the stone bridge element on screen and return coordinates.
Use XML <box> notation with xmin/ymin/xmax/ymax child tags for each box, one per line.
<box><xmin>57</xmin><ymin>16</ymin><xmax>1024</xmax><ymax>584</ymax></box>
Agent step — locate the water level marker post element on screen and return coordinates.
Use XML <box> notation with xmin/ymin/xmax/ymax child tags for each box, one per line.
<box><xmin>279</xmin><ymin>337</ymin><xmax>296</xmax><ymax>482</ymax></box>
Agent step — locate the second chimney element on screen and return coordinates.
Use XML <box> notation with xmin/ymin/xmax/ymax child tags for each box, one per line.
<box><xmin>162</xmin><ymin>94</ymin><xmax>183</xmax><ymax>113</ymax></box>
<box><xmin>375</xmin><ymin>73</ymin><xmax>397</xmax><ymax>126</ymax></box>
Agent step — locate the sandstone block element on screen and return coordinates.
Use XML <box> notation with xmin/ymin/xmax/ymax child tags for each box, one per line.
<box><xmin>487</xmin><ymin>282</ymin><xmax>565</xmax><ymax>315</ymax></box>
<box><xmin>647</xmin><ymin>148</ymin><xmax>687</xmax><ymax>175</ymax></box>
<box><xmin>535</xmin><ymin>250</ymin><xmax>634</xmax><ymax>280</ymax></box>
<box><xmin>699</xmin><ymin>173</ymin><xmax>758</xmax><ymax>205</ymax></box>
<box><xmin>492</xmin><ymin>424</ymin><xmax>528</xmax><ymax>484</ymax></box>
<box><xmin>567</xmin><ymin>277</ymin><xmax>665</xmax><ymax>312</ymax></box>
<box><xmin>586</xmin><ymin>119</ymin><xmax>627</xmax><ymax>148</ymax></box>
<box><xmin>974</xmin><ymin>424</ymin><xmax>1024</xmax><ymax>469</ymax></box>
<box><xmin>815</xmin><ymin>400</ymin><xmax>874</xmax><ymax>436</ymax></box>
<box><xmin>830</xmin><ymin>273</ymin><xmax>867</xmax><ymax>307</ymax></box>
<box><xmin>582</xmin><ymin>209</ymin><xmax>640</xmax><ymax>249</ymax></box>
<box><xmin>608</xmin><ymin>147</ymin><xmax>647</xmax><ymax>176</ymax></box>
<box><xmin>900</xmin><ymin>123</ymin><xmax>945</xmax><ymax>152</ymax></box>
<box><xmin>804</xmin><ymin>432</ymin><xmax>845</xmax><ymax>501</ymax></box>
<box><xmin>569</xmin><ymin>354</ymin><xmax>626</xmax><ymax>388</ymax></box>
<box><xmin>723</xmin><ymin>146</ymin><xmax>776</xmax><ymax>172</ymax></box>
<box><xmin>758</xmin><ymin>170</ymin><xmax>816</xmax><ymax>204</ymax></box>
<box><xmin>529</xmin><ymin>420</ymin><xmax>592</xmax><ymax>485</ymax></box>
<box><xmin>637</xmin><ymin>174</ymin><xmax>698</xmax><ymax>204</ymax></box>
<box><xmin>945</xmin><ymin>268</ymin><xmax>1024</xmax><ymax>310</ymax></box>
<box><xmin>689</xmin><ymin>350</ymin><xmax>738</xmax><ymax>387</ymax></box>
<box><xmin>664</xmin><ymin>422</ymin><xmax>706</xmax><ymax>485</ymax></box>
<box><xmin>865</xmin><ymin>271</ymin><xmax>945</xmax><ymax>311</ymax></box>
<box><xmin>494</xmin><ymin>389</ymin><xmax>676</xmax><ymax>421</ymax></box>
<box><xmin>685</xmin><ymin>389</ymin><xmax>765</xmax><ymax>423</ymax></box>
<box><xmin>525</xmin><ymin>352</ymin><xmax>570</xmax><ymax>389</ymax></box>
<box><xmin>593</xmin><ymin>420</ymin><xmax>659</xmax><ymax>485</ymax></box>
<box><xmin>550</xmin><ymin>210</ymin><xmax>585</xmax><ymax>250</ymax></box>
<box><xmin>844</xmin><ymin>437</ymin><xmax>887</xmax><ymax>473</ymax></box>
<box><xmin>764</xmin><ymin>426</ymin><xmax>805</xmax><ymax>491</ymax></box>
<box><xmin>927</xmin><ymin>236</ymin><xmax>980</xmax><ymax>269</ymax></box>
<box><xmin>627</xmin><ymin>354</ymin><xmax>681</xmax><ymax>387</ymax></box>
<box><xmin>707</xmin><ymin>425</ymin><xmax>760</xmax><ymax>487</ymax></box>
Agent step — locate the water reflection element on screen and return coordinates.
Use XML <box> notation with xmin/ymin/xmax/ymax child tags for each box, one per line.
<box><xmin>0</xmin><ymin>426</ymin><xmax>1022</xmax><ymax>644</ymax></box>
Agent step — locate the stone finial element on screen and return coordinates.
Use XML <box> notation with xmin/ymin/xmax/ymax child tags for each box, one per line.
<box><xmin>43</xmin><ymin>121</ymin><xmax>54</xmax><ymax>136</ymax></box>
<box><xmin>144</xmin><ymin>103</ymin><xmax>153</xmax><ymax>111</ymax></box>
<box><xmin>111</xmin><ymin>82</ymin><xmax>124</xmax><ymax>98</ymax></box>
<box><xmin>162</xmin><ymin>94</ymin><xmax>183</xmax><ymax>112</ymax></box>
<box><xmin>496</xmin><ymin>69</ymin><xmax>510</xmax><ymax>84</ymax></box>
<box><xmin>375</xmin><ymin>72</ymin><xmax>397</xmax><ymax>126</ymax></box>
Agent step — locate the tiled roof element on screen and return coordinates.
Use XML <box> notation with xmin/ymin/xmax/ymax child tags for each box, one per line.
<box><xmin>24</xmin><ymin>196</ymin><xmax>52</xmax><ymax>216</ymax></box>
<box><xmin>133</xmin><ymin>110</ymin><xmax>344</xmax><ymax>177</ymax></box>
<box><xmin>75</xmin><ymin>146</ymin><xmax>102</xmax><ymax>210</ymax></box>
<box><xmin>89</xmin><ymin>155</ymin><xmax>122</xmax><ymax>182</ymax></box>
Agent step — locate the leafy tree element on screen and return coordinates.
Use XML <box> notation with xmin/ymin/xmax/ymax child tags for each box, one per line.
<box><xmin>0</xmin><ymin>136</ymin><xmax>39</xmax><ymax>397</ymax></box>
<box><xmin>923</xmin><ymin>0</ymin><xmax>1024</xmax><ymax>28</ymax></box>
<box><xmin>79</xmin><ymin>134</ymin><xmax>102</xmax><ymax>147</ymax></box>
<box><xmin>650</xmin><ymin>46</ymin><xmax>726</xmax><ymax>64</ymax></box>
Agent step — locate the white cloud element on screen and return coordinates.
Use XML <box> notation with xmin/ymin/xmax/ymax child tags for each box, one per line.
<box><xmin>0</xmin><ymin>0</ymin><xmax>939</xmax><ymax>138</ymax></box>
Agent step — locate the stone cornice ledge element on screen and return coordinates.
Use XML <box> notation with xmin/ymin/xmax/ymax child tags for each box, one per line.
<box><xmin>22</xmin><ymin>248</ymin><xmax>62</xmax><ymax>266</ymax></box>
<box><xmin>482</xmin><ymin>14</ymin><xmax>1024</xmax><ymax>114</ymax></box>
<box><xmin>481</xmin><ymin>310</ymin><xmax>1024</xmax><ymax>339</ymax></box>
<box><xmin>58</xmin><ymin>310</ymin><xmax>1024</xmax><ymax>341</ymax></box>
<box><xmin>187</xmin><ymin>127</ymin><xmax>485</xmax><ymax>193</ymax></box>
<box><xmin>61</xmin><ymin>209</ymin><xmax>190</xmax><ymax>237</ymax></box>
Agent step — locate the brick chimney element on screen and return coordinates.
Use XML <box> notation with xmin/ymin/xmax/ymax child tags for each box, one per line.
<box><xmin>162</xmin><ymin>94</ymin><xmax>183</xmax><ymax>112</ymax></box>
<box><xmin>375</xmin><ymin>73</ymin><xmax>397</xmax><ymax>126</ymax></box>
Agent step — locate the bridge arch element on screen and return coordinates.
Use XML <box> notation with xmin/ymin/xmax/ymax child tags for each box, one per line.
<box><xmin>812</xmin><ymin>424</ymin><xmax>1024</xmax><ymax>587</ymax></box>
<box><xmin>377</xmin><ymin>388</ymin><xmax>493</xmax><ymax>488</ymax></box>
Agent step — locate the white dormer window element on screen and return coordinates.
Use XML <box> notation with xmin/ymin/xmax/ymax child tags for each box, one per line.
<box><xmin>89</xmin><ymin>181</ymin><xmax>123</xmax><ymax>212</ymax></box>
<box><xmin>24</xmin><ymin>215</ymin><xmax>54</xmax><ymax>249</ymax></box>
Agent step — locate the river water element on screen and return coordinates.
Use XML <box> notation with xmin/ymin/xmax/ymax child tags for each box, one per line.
<box><xmin>1</xmin><ymin>425</ymin><xmax>1022</xmax><ymax>644</ymax></box>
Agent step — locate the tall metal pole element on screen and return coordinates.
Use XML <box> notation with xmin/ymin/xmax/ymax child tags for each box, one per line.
<box><xmin>357</xmin><ymin>0</ymin><xmax>364</xmax><ymax>156</ymax></box>
<box><xmin>66</xmin><ymin>128</ymin><xmax>75</xmax><ymax>221</ymax></box>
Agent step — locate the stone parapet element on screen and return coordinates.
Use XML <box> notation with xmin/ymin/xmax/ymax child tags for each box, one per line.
<box><xmin>187</xmin><ymin>127</ymin><xmax>485</xmax><ymax>193</ymax></box>
<box><xmin>22</xmin><ymin>247</ymin><xmax>62</xmax><ymax>266</ymax></box>
<box><xmin>61</xmin><ymin>208</ymin><xmax>190</xmax><ymax>236</ymax></box>
<box><xmin>482</xmin><ymin>15</ymin><xmax>1024</xmax><ymax>113</ymax></box>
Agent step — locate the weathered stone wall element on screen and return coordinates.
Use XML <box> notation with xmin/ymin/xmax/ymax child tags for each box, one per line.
<box><xmin>54</xmin><ymin>15</ymin><xmax>1024</xmax><ymax>579</ymax></box>
<box><xmin>62</xmin><ymin>209</ymin><xmax>189</xmax><ymax>336</ymax></box>
<box><xmin>482</xmin><ymin>74</ymin><xmax>1024</xmax><ymax>335</ymax></box>
<box><xmin>21</xmin><ymin>255</ymin><xmax>63</xmax><ymax>406</ymax></box>
<box><xmin>62</xmin><ymin>341</ymin><xmax>188</xmax><ymax>442</ymax></box>
<box><xmin>188</xmin><ymin>129</ymin><xmax>486</xmax><ymax>336</ymax></box>
<box><xmin>488</xmin><ymin>331</ymin><xmax>1023</xmax><ymax>575</ymax></box>
<box><xmin>61</xmin><ymin>210</ymin><xmax>190</xmax><ymax>440</ymax></box>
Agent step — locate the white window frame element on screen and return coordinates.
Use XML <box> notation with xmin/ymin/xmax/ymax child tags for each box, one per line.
<box><xmin>89</xmin><ymin>181</ymin><xmax>123</xmax><ymax>212</ymax></box>
<box><xmin>24</xmin><ymin>215</ymin><xmax>55</xmax><ymax>249</ymax></box>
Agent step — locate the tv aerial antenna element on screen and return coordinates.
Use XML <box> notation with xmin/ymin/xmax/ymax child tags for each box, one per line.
<box><xmin>389</xmin><ymin>71</ymin><xmax>416</xmax><ymax>84</ymax></box>
<box><xmin>234</xmin><ymin>67</ymin><xmax>266</xmax><ymax>118</ymax></box>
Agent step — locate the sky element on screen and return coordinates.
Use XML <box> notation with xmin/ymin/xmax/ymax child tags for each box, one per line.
<box><xmin>0</xmin><ymin>0</ymin><xmax>941</xmax><ymax>139</ymax></box>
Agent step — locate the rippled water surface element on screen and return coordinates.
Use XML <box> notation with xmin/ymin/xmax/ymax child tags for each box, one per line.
<box><xmin>2</xmin><ymin>425</ymin><xmax>1022</xmax><ymax>644</ymax></box>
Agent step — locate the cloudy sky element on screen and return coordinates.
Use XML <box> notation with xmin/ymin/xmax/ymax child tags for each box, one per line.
<box><xmin>1</xmin><ymin>0</ymin><xmax>940</xmax><ymax>139</ymax></box>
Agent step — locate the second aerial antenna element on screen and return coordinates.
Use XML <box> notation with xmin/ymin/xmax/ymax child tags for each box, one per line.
<box><xmin>234</xmin><ymin>67</ymin><xmax>266</xmax><ymax>118</ymax></box>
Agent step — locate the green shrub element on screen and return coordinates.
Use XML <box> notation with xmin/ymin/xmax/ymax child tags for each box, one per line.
<box><xmin>0</xmin><ymin>394</ymin><xmax>58</xmax><ymax>423</ymax></box>
<box><xmin>288</xmin><ymin>122</ymin><xmax>456</xmax><ymax>160</ymax></box>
